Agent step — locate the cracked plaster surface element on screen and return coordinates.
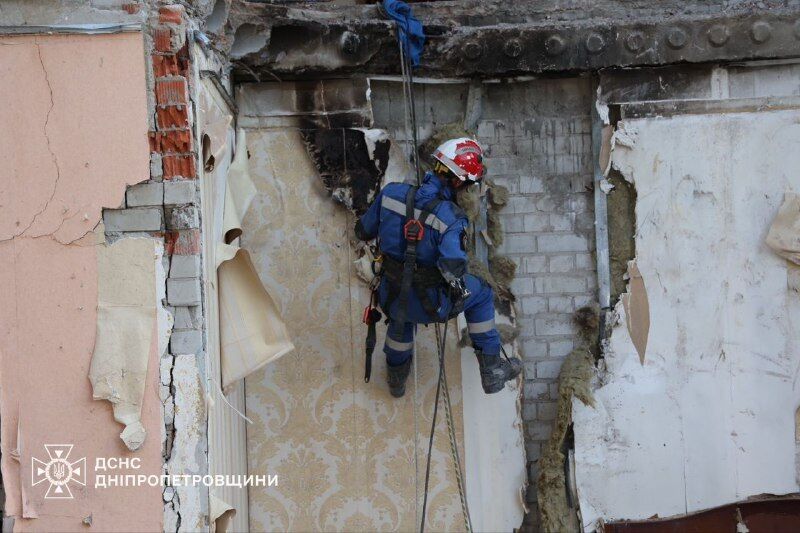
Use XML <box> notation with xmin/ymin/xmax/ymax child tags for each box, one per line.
<box><xmin>0</xmin><ymin>32</ymin><xmax>162</xmax><ymax>531</ymax></box>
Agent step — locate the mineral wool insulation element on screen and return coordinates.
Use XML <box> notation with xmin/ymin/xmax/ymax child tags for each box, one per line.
<box><xmin>572</xmin><ymin>109</ymin><xmax>800</xmax><ymax>529</ymax></box>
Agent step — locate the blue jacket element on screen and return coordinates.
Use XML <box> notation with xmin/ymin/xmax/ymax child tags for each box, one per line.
<box><xmin>356</xmin><ymin>172</ymin><xmax>469</xmax><ymax>323</ymax></box>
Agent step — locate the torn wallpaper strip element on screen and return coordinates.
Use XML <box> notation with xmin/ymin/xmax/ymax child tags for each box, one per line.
<box><xmin>89</xmin><ymin>235</ymin><xmax>161</xmax><ymax>451</ymax></box>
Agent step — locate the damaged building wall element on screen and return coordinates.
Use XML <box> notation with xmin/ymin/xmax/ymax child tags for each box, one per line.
<box><xmin>1</xmin><ymin>3</ymin><xmax>218</xmax><ymax>530</ymax></box>
<box><xmin>0</xmin><ymin>31</ymin><xmax>164</xmax><ymax>531</ymax></box>
<box><xmin>371</xmin><ymin>77</ymin><xmax>597</xmax><ymax>521</ymax></box>
<box><xmin>238</xmin><ymin>110</ymin><xmax>469</xmax><ymax>531</ymax></box>
<box><xmin>572</xmin><ymin>64</ymin><xmax>800</xmax><ymax>529</ymax></box>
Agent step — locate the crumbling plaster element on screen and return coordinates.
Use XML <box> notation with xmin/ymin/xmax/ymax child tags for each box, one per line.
<box><xmin>573</xmin><ymin>108</ymin><xmax>800</xmax><ymax>529</ymax></box>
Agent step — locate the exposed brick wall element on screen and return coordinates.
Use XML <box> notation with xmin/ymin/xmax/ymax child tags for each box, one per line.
<box><xmin>476</xmin><ymin>78</ymin><xmax>597</xmax><ymax>513</ymax></box>
<box><xmin>101</xmin><ymin>4</ymin><xmax>206</xmax><ymax>529</ymax></box>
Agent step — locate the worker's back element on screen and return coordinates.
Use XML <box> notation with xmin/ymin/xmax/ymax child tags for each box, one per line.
<box><xmin>375</xmin><ymin>176</ymin><xmax>465</xmax><ymax>268</ymax></box>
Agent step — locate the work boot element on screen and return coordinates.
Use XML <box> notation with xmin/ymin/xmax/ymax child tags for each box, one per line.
<box><xmin>386</xmin><ymin>358</ymin><xmax>412</xmax><ymax>398</ymax></box>
<box><xmin>476</xmin><ymin>350</ymin><xmax>523</xmax><ymax>394</ymax></box>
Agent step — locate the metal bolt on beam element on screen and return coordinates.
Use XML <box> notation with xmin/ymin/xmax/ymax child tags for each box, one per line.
<box><xmin>504</xmin><ymin>38</ymin><xmax>522</xmax><ymax>58</ymax></box>
<box><xmin>751</xmin><ymin>21</ymin><xmax>772</xmax><ymax>43</ymax></box>
<box><xmin>625</xmin><ymin>32</ymin><xmax>645</xmax><ymax>53</ymax></box>
<box><xmin>463</xmin><ymin>41</ymin><xmax>483</xmax><ymax>59</ymax></box>
<box><xmin>586</xmin><ymin>33</ymin><xmax>606</xmax><ymax>53</ymax></box>
<box><xmin>545</xmin><ymin>34</ymin><xmax>566</xmax><ymax>55</ymax></box>
<box><xmin>667</xmin><ymin>27</ymin><xmax>689</xmax><ymax>49</ymax></box>
<box><xmin>708</xmin><ymin>25</ymin><xmax>730</xmax><ymax>47</ymax></box>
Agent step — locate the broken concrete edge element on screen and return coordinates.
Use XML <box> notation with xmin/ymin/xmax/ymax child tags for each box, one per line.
<box><xmin>535</xmin><ymin>100</ymin><xmax>641</xmax><ymax>529</ymax></box>
<box><xmin>224</xmin><ymin>2</ymin><xmax>800</xmax><ymax>80</ymax></box>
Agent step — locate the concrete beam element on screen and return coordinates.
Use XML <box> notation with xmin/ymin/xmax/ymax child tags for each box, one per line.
<box><xmin>226</xmin><ymin>2</ymin><xmax>800</xmax><ymax>79</ymax></box>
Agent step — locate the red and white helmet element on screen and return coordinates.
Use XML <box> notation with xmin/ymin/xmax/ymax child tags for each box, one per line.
<box><xmin>432</xmin><ymin>137</ymin><xmax>486</xmax><ymax>184</ymax></box>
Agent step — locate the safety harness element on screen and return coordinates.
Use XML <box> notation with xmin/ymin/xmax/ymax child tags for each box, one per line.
<box><xmin>363</xmin><ymin>185</ymin><xmax>446</xmax><ymax>383</ymax></box>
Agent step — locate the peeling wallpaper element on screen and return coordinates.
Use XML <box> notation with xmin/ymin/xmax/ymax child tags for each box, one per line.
<box><xmin>241</xmin><ymin>128</ymin><xmax>468</xmax><ymax>532</ymax></box>
<box><xmin>573</xmin><ymin>109</ymin><xmax>800</xmax><ymax>528</ymax></box>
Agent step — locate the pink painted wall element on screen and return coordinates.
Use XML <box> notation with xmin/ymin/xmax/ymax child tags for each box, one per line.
<box><xmin>0</xmin><ymin>33</ymin><xmax>163</xmax><ymax>531</ymax></box>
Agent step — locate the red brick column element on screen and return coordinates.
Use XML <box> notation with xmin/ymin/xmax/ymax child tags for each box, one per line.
<box><xmin>150</xmin><ymin>5</ymin><xmax>196</xmax><ymax>182</ymax></box>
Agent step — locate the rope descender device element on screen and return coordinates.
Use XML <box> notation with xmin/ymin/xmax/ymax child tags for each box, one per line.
<box><xmin>403</xmin><ymin>218</ymin><xmax>425</xmax><ymax>241</ymax></box>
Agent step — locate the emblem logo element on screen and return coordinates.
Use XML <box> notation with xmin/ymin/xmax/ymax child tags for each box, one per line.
<box><xmin>32</xmin><ymin>444</ymin><xmax>86</xmax><ymax>499</ymax></box>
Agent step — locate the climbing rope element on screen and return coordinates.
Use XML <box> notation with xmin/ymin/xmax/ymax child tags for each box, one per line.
<box><xmin>419</xmin><ymin>320</ymin><xmax>473</xmax><ymax>533</ymax></box>
<box><xmin>436</xmin><ymin>323</ymin><xmax>472</xmax><ymax>533</ymax></box>
<box><xmin>395</xmin><ymin>20</ymin><xmax>473</xmax><ymax>533</ymax></box>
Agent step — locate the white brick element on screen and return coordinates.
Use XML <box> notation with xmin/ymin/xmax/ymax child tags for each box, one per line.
<box><xmin>550</xmin><ymin>214</ymin><xmax>573</xmax><ymax>231</ymax></box>
<box><xmin>528</xmin><ymin>420</ymin><xmax>553</xmax><ymax>441</ymax></box>
<box><xmin>103</xmin><ymin>207</ymin><xmax>163</xmax><ymax>232</ymax></box>
<box><xmin>574</xmin><ymin>294</ymin><xmax>595</xmax><ymax>308</ymax></box>
<box><xmin>164</xmin><ymin>180</ymin><xmax>197</xmax><ymax>205</ymax></box>
<box><xmin>520</xmin><ymin>296</ymin><xmax>547</xmax><ymax>315</ymax></box>
<box><xmin>511</xmin><ymin>277</ymin><xmax>535</xmax><ymax>295</ymax></box>
<box><xmin>571</xmin><ymin>193</ymin><xmax>593</xmax><ymax>212</ymax></box>
<box><xmin>536</xmin><ymin>359</ymin><xmax>564</xmax><ymax>379</ymax></box>
<box><xmin>166</xmin><ymin>206</ymin><xmax>199</xmax><ymax>229</ymax></box>
<box><xmin>523</xmin><ymin>255</ymin><xmax>548</xmax><ymax>273</ymax></box>
<box><xmin>476</xmin><ymin>120</ymin><xmax>496</xmax><ymax>137</ymax></box>
<box><xmin>126</xmin><ymin>182</ymin><xmax>163</xmax><ymax>207</ymax></box>
<box><xmin>522</xmin><ymin>339</ymin><xmax>547</xmax><ymax>358</ymax></box>
<box><xmin>535</xmin><ymin>315</ymin><xmax>575</xmax><ymax>336</ymax></box>
<box><xmin>575</xmin><ymin>252</ymin><xmax>593</xmax><ymax>270</ymax></box>
<box><xmin>170</xmin><ymin>330</ymin><xmax>203</xmax><ymax>354</ymax></box>
<box><xmin>502</xmin><ymin>234</ymin><xmax>536</xmax><ymax>254</ymax></box>
<box><xmin>535</xmin><ymin>196</ymin><xmax>558</xmax><ymax>212</ymax></box>
<box><xmin>549</xmin><ymin>383</ymin><xmax>560</xmax><ymax>400</ymax></box>
<box><xmin>523</xmin><ymin>213</ymin><xmax>550</xmax><ymax>232</ymax></box>
<box><xmin>522</xmin><ymin>402</ymin><xmax>536</xmax><ymax>420</ymax></box>
<box><xmin>537</xmin><ymin>401</ymin><xmax>558</xmax><ymax>421</ymax></box>
<box><xmin>490</xmin><ymin>175</ymin><xmax>519</xmax><ymax>193</ymax></box>
<box><xmin>525</xmin><ymin>381</ymin><xmax>550</xmax><ymax>400</ymax></box>
<box><xmin>537</xmin><ymin>233</ymin><xmax>588</xmax><ymax>252</ymax></box>
<box><xmin>507</xmin><ymin>196</ymin><xmax>538</xmax><ymax>214</ymax></box>
<box><xmin>150</xmin><ymin>153</ymin><xmax>163</xmax><ymax>180</ymax></box>
<box><xmin>549</xmin><ymin>339</ymin><xmax>574</xmax><ymax>358</ymax></box>
<box><xmin>170</xmin><ymin>255</ymin><xmax>201</xmax><ymax>278</ymax></box>
<box><xmin>167</xmin><ymin>278</ymin><xmax>201</xmax><ymax>306</ymax></box>
<box><xmin>500</xmin><ymin>214</ymin><xmax>524</xmax><ymax>232</ymax></box>
<box><xmin>519</xmin><ymin>176</ymin><xmax>544</xmax><ymax>194</ymax></box>
<box><xmin>536</xmin><ymin>275</ymin><xmax>586</xmax><ymax>294</ymax></box>
<box><xmin>516</xmin><ymin>317</ymin><xmax>534</xmax><ymax>334</ymax></box>
<box><xmin>173</xmin><ymin>306</ymin><xmax>202</xmax><ymax>330</ymax></box>
<box><xmin>526</xmin><ymin>442</ymin><xmax>541</xmax><ymax>462</ymax></box>
<box><xmin>548</xmin><ymin>296</ymin><xmax>573</xmax><ymax>313</ymax></box>
<box><xmin>485</xmin><ymin>156</ymin><xmax>519</xmax><ymax>174</ymax></box>
<box><xmin>549</xmin><ymin>254</ymin><xmax>574</xmax><ymax>272</ymax></box>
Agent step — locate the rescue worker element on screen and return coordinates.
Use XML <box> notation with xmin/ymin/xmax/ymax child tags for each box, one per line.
<box><xmin>355</xmin><ymin>138</ymin><xmax>523</xmax><ymax>397</ymax></box>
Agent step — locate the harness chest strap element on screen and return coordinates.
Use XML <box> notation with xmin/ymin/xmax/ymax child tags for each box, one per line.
<box><xmin>391</xmin><ymin>186</ymin><xmax>421</xmax><ymax>333</ymax></box>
